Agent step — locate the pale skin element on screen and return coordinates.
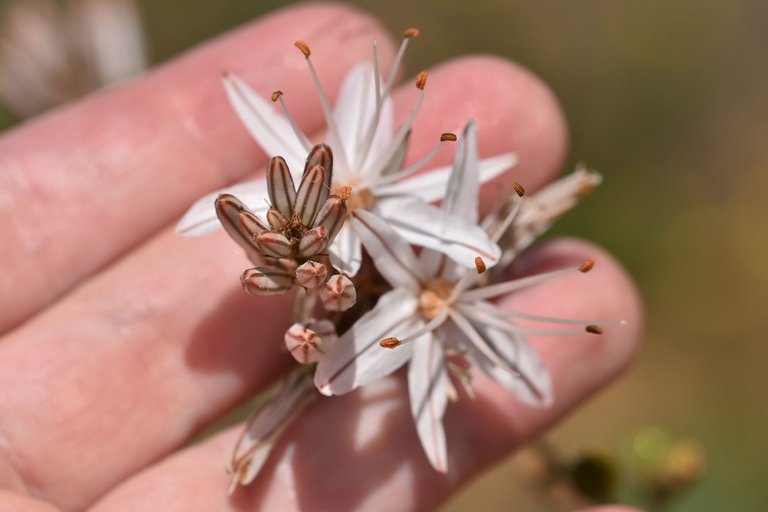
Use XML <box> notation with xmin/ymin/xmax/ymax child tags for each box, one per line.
<box><xmin>0</xmin><ymin>4</ymin><xmax>644</xmax><ymax>512</ymax></box>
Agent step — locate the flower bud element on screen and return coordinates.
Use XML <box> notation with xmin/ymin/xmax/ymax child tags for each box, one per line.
<box><xmin>321</xmin><ymin>274</ymin><xmax>356</xmax><ymax>311</ymax></box>
<box><xmin>315</xmin><ymin>195</ymin><xmax>346</xmax><ymax>242</ymax></box>
<box><xmin>304</xmin><ymin>144</ymin><xmax>333</xmax><ymax>190</ymax></box>
<box><xmin>284</xmin><ymin>319</ymin><xmax>338</xmax><ymax>364</ymax></box>
<box><xmin>266</xmin><ymin>207</ymin><xmax>288</xmax><ymax>231</ymax></box>
<box><xmin>256</xmin><ymin>232</ymin><xmax>293</xmax><ymax>258</ymax></box>
<box><xmin>241</xmin><ymin>267</ymin><xmax>293</xmax><ymax>296</ymax></box>
<box><xmin>297</xmin><ymin>225</ymin><xmax>328</xmax><ymax>257</ymax></box>
<box><xmin>266</xmin><ymin>156</ymin><xmax>296</xmax><ymax>217</ymax></box>
<box><xmin>294</xmin><ymin>164</ymin><xmax>328</xmax><ymax>226</ymax></box>
<box><xmin>295</xmin><ymin>261</ymin><xmax>328</xmax><ymax>289</ymax></box>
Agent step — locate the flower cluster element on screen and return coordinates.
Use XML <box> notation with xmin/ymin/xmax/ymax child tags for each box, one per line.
<box><xmin>177</xmin><ymin>28</ymin><xmax>622</xmax><ymax>492</ymax></box>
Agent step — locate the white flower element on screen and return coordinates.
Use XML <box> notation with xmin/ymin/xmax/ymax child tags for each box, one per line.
<box><xmin>227</xmin><ymin>369</ymin><xmax>315</xmax><ymax>493</ymax></box>
<box><xmin>0</xmin><ymin>0</ymin><xmax>147</xmax><ymax>118</ymax></box>
<box><xmin>176</xmin><ymin>31</ymin><xmax>516</xmax><ymax>275</ymax></box>
<box><xmin>313</xmin><ymin>122</ymin><xmax>620</xmax><ymax>473</ymax></box>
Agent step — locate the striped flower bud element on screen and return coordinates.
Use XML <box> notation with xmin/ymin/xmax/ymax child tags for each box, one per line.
<box><xmin>297</xmin><ymin>225</ymin><xmax>328</xmax><ymax>257</ymax></box>
<box><xmin>315</xmin><ymin>195</ymin><xmax>346</xmax><ymax>242</ymax></box>
<box><xmin>266</xmin><ymin>156</ymin><xmax>296</xmax><ymax>217</ymax></box>
<box><xmin>256</xmin><ymin>232</ymin><xmax>293</xmax><ymax>258</ymax></box>
<box><xmin>240</xmin><ymin>267</ymin><xmax>293</xmax><ymax>296</ymax></box>
<box><xmin>294</xmin><ymin>164</ymin><xmax>329</xmax><ymax>226</ymax></box>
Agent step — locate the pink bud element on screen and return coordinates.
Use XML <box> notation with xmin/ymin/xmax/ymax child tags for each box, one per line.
<box><xmin>295</xmin><ymin>261</ymin><xmax>328</xmax><ymax>289</ymax></box>
<box><xmin>284</xmin><ymin>319</ymin><xmax>338</xmax><ymax>364</ymax></box>
<box><xmin>321</xmin><ymin>274</ymin><xmax>356</xmax><ymax>311</ymax></box>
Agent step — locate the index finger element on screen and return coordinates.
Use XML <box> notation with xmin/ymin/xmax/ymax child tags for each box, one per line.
<box><xmin>0</xmin><ymin>2</ymin><xmax>394</xmax><ymax>333</ymax></box>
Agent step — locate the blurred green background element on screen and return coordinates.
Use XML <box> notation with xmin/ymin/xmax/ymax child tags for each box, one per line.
<box><xmin>2</xmin><ymin>0</ymin><xmax>766</xmax><ymax>510</ymax></box>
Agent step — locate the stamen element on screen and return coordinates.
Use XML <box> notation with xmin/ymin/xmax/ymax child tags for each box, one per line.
<box><xmin>448</xmin><ymin>310</ymin><xmax>529</xmax><ymax>384</ymax></box>
<box><xmin>294</xmin><ymin>40</ymin><xmax>311</xmax><ymax>58</ymax></box>
<box><xmin>458</xmin><ymin>304</ymin><xmax>611</xmax><ymax>337</ymax></box>
<box><xmin>271</xmin><ymin>90</ymin><xmax>312</xmax><ymax>153</ymax></box>
<box><xmin>440</xmin><ymin>132</ymin><xmax>458</xmax><ymax>142</ymax></box>
<box><xmin>374</xmin><ymin>134</ymin><xmax>452</xmax><ymax>186</ymax></box>
<box><xmin>363</xmin><ymin>82</ymin><xmax>426</xmax><ymax>178</ymax></box>
<box><xmin>460</xmin><ymin>266</ymin><xmax>583</xmax><ymax>302</ymax></box>
<box><xmin>416</xmin><ymin>70</ymin><xmax>428</xmax><ymax>90</ymax></box>
<box><xmin>404</xmin><ymin>27</ymin><xmax>421</xmax><ymax>38</ymax></box>
<box><xmin>580</xmin><ymin>259</ymin><xmax>595</xmax><ymax>273</ymax></box>
<box><xmin>488</xmin><ymin>189</ymin><xmax>523</xmax><ymax>244</ymax></box>
<box><xmin>340</xmin><ymin>185</ymin><xmax>352</xmax><ymax>201</ymax></box>
<box><xmin>296</xmin><ymin>40</ymin><xmax>351</xmax><ymax>174</ymax></box>
<box><xmin>586</xmin><ymin>325</ymin><xmax>604</xmax><ymax>334</ymax></box>
<box><xmin>380</xmin><ymin>337</ymin><xmax>400</xmax><ymax>349</ymax></box>
<box><xmin>512</xmin><ymin>181</ymin><xmax>526</xmax><ymax>197</ymax></box>
<box><xmin>466</xmin><ymin>300</ymin><xmax>625</xmax><ymax>327</ymax></box>
<box><xmin>372</xmin><ymin>41</ymin><xmax>382</xmax><ymax>113</ymax></box>
<box><xmin>382</xmin><ymin>310</ymin><xmax>449</xmax><ymax>348</ymax></box>
<box><xmin>475</xmin><ymin>257</ymin><xmax>487</xmax><ymax>274</ymax></box>
<box><xmin>381</xmin><ymin>27</ymin><xmax>419</xmax><ymax>100</ymax></box>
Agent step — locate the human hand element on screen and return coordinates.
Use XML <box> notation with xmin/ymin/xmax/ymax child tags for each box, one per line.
<box><xmin>0</xmin><ymin>3</ymin><xmax>643</xmax><ymax>511</ymax></box>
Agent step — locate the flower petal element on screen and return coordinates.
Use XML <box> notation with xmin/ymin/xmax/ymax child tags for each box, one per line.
<box><xmin>175</xmin><ymin>179</ymin><xmax>269</xmax><ymax>236</ymax></box>
<box><xmin>314</xmin><ymin>289</ymin><xmax>418</xmax><ymax>396</ymax></box>
<box><xmin>332</xmin><ymin>63</ymin><xmax>373</xmax><ymax>171</ymax></box>
<box><xmin>471</xmin><ymin>319</ymin><xmax>553</xmax><ymax>407</ymax></box>
<box><xmin>374</xmin><ymin>153</ymin><xmax>518</xmax><ymax>203</ymax></box>
<box><xmin>329</xmin><ymin>224</ymin><xmax>363</xmax><ymax>276</ymax></box>
<box><xmin>222</xmin><ymin>73</ymin><xmax>307</xmax><ymax>174</ymax></box>
<box><xmin>375</xmin><ymin>199</ymin><xmax>501</xmax><ymax>270</ymax></box>
<box><xmin>443</xmin><ymin>120</ymin><xmax>479</xmax><ymax>223</ymax></box>
<box><xmin>350</xmin><ymin>209</ymin><xmax>424</xmax><ymax>292</ymax></box>
<box><xmin>228</xmin><ymin>370</ymin><xmax>314</xmax><ymax>491</ymax></box>
<box><xmin>408</xmin><ymin>333</ymin><xmax>449</xmax><ymax>473</ymax></box>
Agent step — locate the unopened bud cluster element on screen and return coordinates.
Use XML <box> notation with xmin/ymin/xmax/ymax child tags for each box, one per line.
<box><xmin>215</xmin><ymin>144</ymin><xmax>355</xmax><ymax>311</ymax></box>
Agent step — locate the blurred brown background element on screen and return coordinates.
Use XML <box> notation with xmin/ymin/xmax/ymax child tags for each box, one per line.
<box><xmin>2</xmin><ymin>0</ymin><xmax>766</xmax><ymax>510</ymax></box>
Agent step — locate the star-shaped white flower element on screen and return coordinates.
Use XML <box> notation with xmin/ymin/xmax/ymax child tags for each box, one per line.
<box><xmin>313</xmin><ymin>122</ymin><xmax>620</xmax><ymax>472</ymax></box>
<box><xmin>176</xmin><ymin>32</ymin><xmax>516</xmax><ymax>275</ymax></box>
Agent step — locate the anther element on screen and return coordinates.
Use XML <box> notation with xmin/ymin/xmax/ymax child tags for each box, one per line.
<box><xmin>475</xmin><ymin>256</ymin><xmax>487</xmax><ymax>274</ymax></box>
<box><xmin>586</xmin><ymin>325</ymin><xmax>604</xmax><ymax>334</ymax></box>
<box><xmin>294</xmin><ymin>40</ymin><xmax>311</xmax><ymax>58</ymax></box>
<box><xmin>340</xmin><ymin>185</ymin><xmax>352</xmax><ymax>201</ymax></box>
<box><xmin>270</xmin><ymin>90</ymin><xmax>283</xmax><ymax>102</ymax></box>
<box><xmin>440</xmin><ymin>132</ymin><xmax>457</xmax><ymax>142</ymax></box>
<box><xmin>403</xmin><ymin>27</ymin><xmax>420</xmax><ymax>39</ymax></box>
<box><xmin>512</xmin><ymin>181</ymin><xmax>526</xmax><ymax>197</ymax></box>
<box><xmin>579</xmin><ymin>259</ymin><xmax>596</xmax><ymax>273</ymax></box>
<box><xmin>416</xmin><ymin>71</ymin><xmax>428</xmax><ymax>90</ymax></box>
<box><xmin>380</xmin><ymin>337</ymin><xmax>401</xmax><ymax>349</ymax></box>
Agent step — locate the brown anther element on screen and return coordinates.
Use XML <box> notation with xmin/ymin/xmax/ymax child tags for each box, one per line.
<box><xmin>511</xmin><ymin>181</ymin><xmax>526</xmax><ymax>197</ymax></box>
<box><xmin>403</xmin><ymin>27</ymin><xmax>420</xmax><ymax>39</ymax></box>
<box><xmin>579</xmin><ymin>259</ymin><xmax>596</xmax><ymax>273</ymax></box>
<box><xmin>416</xmin><ymin>71</ymin><xmax>428</xmax><ymax>90</ymax></box>
<box><xmin>340</xmin><ymin>185</ymin><xmax>352</xmax><ymax>201</ymax></box>
<box><xmin>440</xmin><ymin>132</ymin><xmax>457</xmax><ymax>142</ymax></box>
<box><xmin>474</xmin><ymin>256</ymin><xmax>487</xmax><ymax>274</ymax></box>
<box><xmin>380</xmin><ymin>337</ymin><xmax>401</xmax><ymax>349</ymax></box>
<box><xmin>294</xmin><ymin>40</ymin><xmax>311</xmax><ymax>58</ymax></box>
<box><xmin>271</xmin><ymin>90</ymin><xmax>283</xmax><ymax>102</ymax></box>
<box><xmin>586</xmin><ymin>325</ymin><xmax>604</xmax><ymax>335</ymax></box>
